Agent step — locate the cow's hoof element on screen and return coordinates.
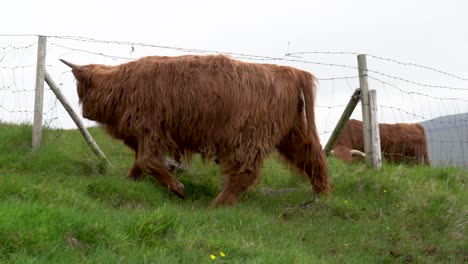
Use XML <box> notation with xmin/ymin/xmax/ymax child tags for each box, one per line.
<box><xmin>172</xmin><ymin>182</ymin><xmax>185</xmax><ymax>199</ymax></box>
<box><xmin>210</xmin><ymin>192</ymin><xmax>238</xmax><ymax>208</ymax></box>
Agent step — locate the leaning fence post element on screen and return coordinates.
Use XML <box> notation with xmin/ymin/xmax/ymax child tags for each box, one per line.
<box><xmin>44</xmin><ymin>71</ymin><xmax>111</xmax><ymax>165</ymax></box>
<box><xmin>32</xmin><ymin>35</ymin><xmax>47</xmax><ymax>150</ymax></box>
<box><xmin>324</xmin><ymin>88</ymin><xmax>361</xmax><ymax>156</ymax></box>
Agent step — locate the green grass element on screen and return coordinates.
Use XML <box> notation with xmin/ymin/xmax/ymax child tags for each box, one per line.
<box><xmin>0</xmin><ymin>122</ymin><xmax>466</xmax><ymax>263</ymax></box>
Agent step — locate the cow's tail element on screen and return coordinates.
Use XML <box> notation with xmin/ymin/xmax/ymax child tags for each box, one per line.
<box><xmin>300</xmin><ymin>72</ymin><xmax>331</xmax><ymax>195</ymax></box>
<box><xmin>299</xmin><ymin>72</ymin><xmax>317</xmax><ymax>144</ymax></box>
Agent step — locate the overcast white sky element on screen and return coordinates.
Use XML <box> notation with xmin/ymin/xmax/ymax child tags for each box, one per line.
<box><xmin>3</xmin><ymin>0</ymin><xmax>465</xmax><ymax>61</ymax></box>
<box><xmin>1</xmin><ymin>0</ymin><xmax>468</xmax><ymax>143</ymax></box>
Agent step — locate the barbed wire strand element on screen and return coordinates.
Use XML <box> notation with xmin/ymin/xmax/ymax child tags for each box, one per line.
<box><xmin>3</xmin><ymin>34</ymin><xmax>468</xmax><ymax>89</ymax></box>
<box><xmin>368</xmin><ymin>75</ymin><xmax>468</xmax><ymax>102</ymax></box>
<box><xmin>286</xmin><ymin>51</ymin><xmax>468</xmax><ymax>82</ymax></box>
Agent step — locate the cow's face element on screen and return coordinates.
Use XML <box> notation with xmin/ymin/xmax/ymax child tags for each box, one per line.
<box><xmin>60</xmin><ymin>60</ymin><xmax>97</xmax><ymax>120</ymax></box>
<box><xmin>71</xmin><ymin>66</ymin><xmax>96</xmax><ymax>120</ymax></box>
<box><xmin>71</xmin><ymin>67</ymin><xmax>90</xmax><ymax>101</ymax></box>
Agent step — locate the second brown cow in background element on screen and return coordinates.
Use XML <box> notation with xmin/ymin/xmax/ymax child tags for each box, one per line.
<box><xmin>332</xmin><ymin>119</ymin><xmax>430</xmax><ymax>165</ymax></box>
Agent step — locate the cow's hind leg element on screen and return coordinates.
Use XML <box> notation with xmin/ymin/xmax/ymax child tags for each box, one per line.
<box><xmin>137</xmin><ymin>143</ymin><xmax>185</xmax><ymax>198</ymax></box>
<box><xmin>211</xmin><ymin>162</ymin><xmax>262</xmax><ymax>207</ymax></box>
<box><xmin>277</xmin><ymin>133</ymin><xmax>331</xmax><ymax>196</ymax></box>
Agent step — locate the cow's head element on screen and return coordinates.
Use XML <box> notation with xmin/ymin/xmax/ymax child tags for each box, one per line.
<box><xmin>60</xmin><ymin>59</ymin><xmax>96</xmax><ymax>120</ymax></box>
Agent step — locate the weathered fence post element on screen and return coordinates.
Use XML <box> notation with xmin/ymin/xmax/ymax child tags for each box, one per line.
<box><xmin>369</xmin><ymin>90</ymin><xmax>382</xmax><ymax>169</ymax></box>
<box><xmin>357</xmin><ymin>54</ymin><xmax>381</xmax><ymax>169</ymax></box>
<box><xmin>324</xmin><ymin>88</ymin><xmax>361</xmax><ymax>156</ymax></box>
<box><xmin>32</xmin><ymin>35</ymin><xmax>47</xmax><ymax>149</ymax></box>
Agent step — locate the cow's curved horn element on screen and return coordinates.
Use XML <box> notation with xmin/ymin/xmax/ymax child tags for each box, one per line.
<box><xmin>350</xmin><ymin>149</ymin><xmax>366</xmax><ymax>158</ymax></box>
<box><xmin>59</xmin><ymin>59</ymin><xmax>79</xmax><ymax>68</ymax></box>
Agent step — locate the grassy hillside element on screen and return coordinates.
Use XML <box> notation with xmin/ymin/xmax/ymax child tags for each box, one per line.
<box><xmin>0</xmin><ymin>123</ymin><xmax>466</xmax><ymax>263</ymax></box>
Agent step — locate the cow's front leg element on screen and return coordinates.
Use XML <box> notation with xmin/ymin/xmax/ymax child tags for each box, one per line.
<box><xmin>137</xmin><ymin>141</ymin><xmax>185</xmax><ymax>198</ymax></box>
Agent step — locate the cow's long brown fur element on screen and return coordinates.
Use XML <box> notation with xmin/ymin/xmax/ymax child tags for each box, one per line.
<box><xmin>68</xmin><ymin>54</ymin><xmax>330</xmax><ymax>206</ymax></box>
<box><xmin>333</xmin><ymin>119</ymin><xmax>430</xmax><ymax>165</ymax></box>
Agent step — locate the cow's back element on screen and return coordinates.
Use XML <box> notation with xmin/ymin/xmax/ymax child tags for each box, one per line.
<box><xmin>119</xmin><ymin>55</ymin><xmax>305</xmax><ymax>158</ymax></box>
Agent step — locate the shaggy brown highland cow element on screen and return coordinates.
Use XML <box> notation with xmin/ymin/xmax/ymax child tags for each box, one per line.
<box><xmin>61</xmin><ymin>54</ymin><xmax>330</xmax><ymax>206</ymax></box>
<box><xmin>332</xmin><ymin>119</ymin><xmax>430</xmax><ymax>165</ymax></box>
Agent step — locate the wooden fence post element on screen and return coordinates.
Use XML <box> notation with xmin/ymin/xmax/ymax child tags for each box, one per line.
<box><xmin>324</xmin><ymin>88</ymin><xmax>361</xmax><ymax>156</ymax></box>
<box><xmin>32</xmin><ymin>35</ymin><xmax>47</xmax><ymax>149</ymax></box>
<box><xmin>358</xmin><ymin>54</ymin><xmax>382</xmax><ymax>169</ymax></box>
<box><xmin>369</xmin><ymin>90</ymin><xmax>382</xmax><ymax>169</ymax></box>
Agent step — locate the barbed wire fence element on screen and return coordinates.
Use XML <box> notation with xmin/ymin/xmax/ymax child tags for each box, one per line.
<box><xmin>1</xmin><ymin>34</ymin><xmax>467</xmax><ymax>168</ymax></box>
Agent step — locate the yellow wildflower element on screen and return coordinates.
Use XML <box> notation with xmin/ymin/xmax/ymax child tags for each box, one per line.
<box><xmin>220</xmin><ymin>251</ymin><xmax>226</xmax><ymax>257</ymax></box>
<box><xmin>210</xmin><ymin>254</ymin><xmax>216</xmax><ymax>260</ymax></box>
